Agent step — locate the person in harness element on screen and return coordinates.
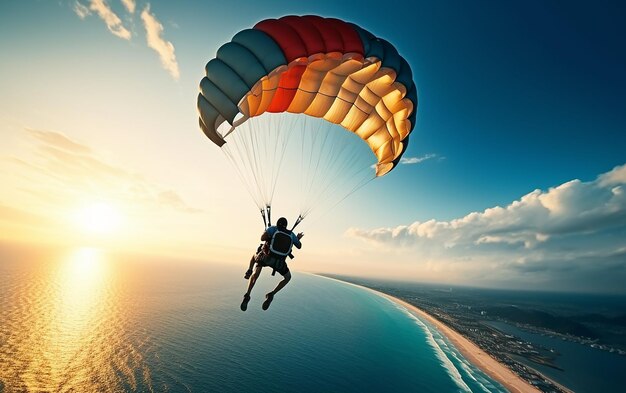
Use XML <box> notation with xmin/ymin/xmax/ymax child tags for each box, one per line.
<box><xmin>240</xmin><ymin>217</ymin><xmax>303</xmax><ymax>311</ymax></box>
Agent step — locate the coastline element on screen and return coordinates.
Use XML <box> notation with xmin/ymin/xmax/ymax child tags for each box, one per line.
<box><xmin>379</xmin><ymin>293</ymin><xmax>541</xmax><ymax>393</ymax></box>
<box><xmin>316</xmin><ymin>274</ymin><xmax>541</xmax><ymax>393</ymax></box>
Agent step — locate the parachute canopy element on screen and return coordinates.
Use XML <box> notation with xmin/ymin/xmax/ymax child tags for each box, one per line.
<box><xmin>197</xmin><ymin>15</ymin><xmax>417</xmax><ymax>177</ymax></box>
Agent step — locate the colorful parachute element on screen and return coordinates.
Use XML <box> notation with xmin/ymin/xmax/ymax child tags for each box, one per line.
<box><xmin>198</xmin><ymin>15</ymin><xmax>417</xmax><ymax>226</ymax></box>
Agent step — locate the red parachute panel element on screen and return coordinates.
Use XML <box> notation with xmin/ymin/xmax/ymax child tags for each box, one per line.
<box><xmin>266</xmin><ymin>65</ymin><xmax>307</xmax><ymax>113</ymax></box>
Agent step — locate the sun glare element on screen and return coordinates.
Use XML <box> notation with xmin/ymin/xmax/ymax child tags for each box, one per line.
<box><xmin>75</xmin><ymin>202</ymin><xmax>122</xmax><ymax>235</ymax></box>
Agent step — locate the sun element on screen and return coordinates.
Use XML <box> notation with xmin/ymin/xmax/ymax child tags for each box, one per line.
<box><xmin>74</xmin><ymin>202</ymin><xmax>122</xmax><ymax>235</ymax></box>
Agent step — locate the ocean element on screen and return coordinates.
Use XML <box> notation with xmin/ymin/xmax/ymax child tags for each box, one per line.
<box><xmin>0</xmin><ymin>244</ymin><xmax>506</xmax><ymax>392</ymax></box>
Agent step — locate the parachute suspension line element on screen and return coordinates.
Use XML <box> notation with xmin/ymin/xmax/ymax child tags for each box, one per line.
<box><xmin>301</xmin><ymin>129</ymin><xmax>377</xmax><ymax>226</ymax></box>
<box><xmin>243</xmin><ymin>117</ymin><xmax>267</xmax><ymax>203</ymax></box>
<box><xmin>244</xmin><ymin>114</ymin><xmax>292</xmax><ymax>208</ymax></box>
<box><xmin>306</xmin><ymin>173</ymin><xmax>375</xmax><ymax>228</ymax></box>
<box><xmin>298</xmin><ymin>116</ymin><xmax>327</xmax><ymax>215</ymax></box>
<box><xmin>259</xmin><ymin>117</ymin><xmax>272</xmax><ymax>203</ymax></box>
<box><xmin>266</xmin><ymin>115</ymin><xmax>278</xmax><ymax>203</ymax></box>
<box><xmin>221</xmin><ymin>114</ymin><xmax>297</xmax><ymax>221</ymax></box>
<box><xmin>303</xmin><ymin>124</ymin><xmax>352</xmax><ymax>213</ymax></box>
<box><xmin>295</xmin><ymin>118</ymin><xmax>377</xmax><ymax>220</ymax></box>
<box><xmin>221</xmin><ymin>113</ymin><xmax>376</xmax><ymax>224</ymax></box>
<box><xmin>312</xmin><ymin>138</ymin><xmax>369</xmax><ymax>205</ymax></box>
<box><xmin>227</xmin><ymin>122</ymin><xmax>263</xmax><ymax>208</ymax></box>
<box><xmin>254</xmin><ymin>115</ymin><xmax>271</xmax><ymax>203</ymax></box>
<box><xmin>300</xmin><ymin>144</ymin><xmax>364</xmax><ymax>218</ymax></box>
<box><xmin>302</xmin><ymin>119</ymin><xmax>333</xmax><ymax>205</ymax></box>
<box><xmin>299</xmin><ymin>116</ymin><xmax>314</xmax><ymax>196</ymax></box>
<box><xmin>222</xmin><ymin>141</ymin><xmax>264</xmax><ymax>210</ymax></box>
<box><xmin>268</xmin><ymin>115</ymin><xmax>292</xmax><ymax>205</ymax></box>
<box><xmin>329</xmin><ymin>169</ymin><xmax>375</xmax><ymax>211</ymax></box>
<box><xmin>299</xmin><ymin>118</ymin><xmax>323</xmax><ymax>217</ymax></box>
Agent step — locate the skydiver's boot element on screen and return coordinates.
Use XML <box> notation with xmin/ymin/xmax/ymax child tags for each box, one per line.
<box><xmin>262</xmin><ymin>292</ymin><xmax>274</xmax><ymax>310</ymax></box>
<box><xmin>240</xmin><ymin>294</ymin><xmax>251</xmax><ymax>311</ymax></box>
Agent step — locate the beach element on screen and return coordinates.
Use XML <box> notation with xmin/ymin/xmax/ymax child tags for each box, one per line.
<box><xmin>319</xmin><ymin>276</ymin><xmax>541</xmax><ymax>393</ymax></box>
<box><xmin>380</xmin><ymin>293</ymin><xmax>541</xmax><ymax>393</ymax></box>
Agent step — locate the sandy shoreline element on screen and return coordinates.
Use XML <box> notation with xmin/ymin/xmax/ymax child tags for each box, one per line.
<box><xmin>317</xmin><ymin>275</ymin><xmax>541</xmax><ymax>393</ymax></box>
<box><xmin>379</xmin><ymin>293</ymin><xmax>541</xmax><ymax>393</ymax></box>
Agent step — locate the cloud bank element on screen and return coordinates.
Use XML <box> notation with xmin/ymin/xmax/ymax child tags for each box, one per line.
<box><xmin>140</xmin><ymin>5</ymin><xmax>180</xmax><ymax>80</ymax></box>
<box><xmin>8</xmin><ymin>128</ymin><xmax>199</xmax><ymax>214</ymax></box>
<box><xmin>348</xmin><ymin>164</ymin><xmax>626</xmax><ymax>292</ymax></box>
<box><xmin>87</xmin><ymin>0</ymin><xmax>131</xmax><ymax>40</ymax></box>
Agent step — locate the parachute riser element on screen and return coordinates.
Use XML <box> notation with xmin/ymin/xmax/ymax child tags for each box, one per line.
<box><xmin>260</xmin><ymin>205</ymin><xmax>272</xmax><ymax>229</ymax></box>
<box><xmin>291</xmin><ymin>215</ymin><xmax>303</xmax><ymax>231</ymax></box>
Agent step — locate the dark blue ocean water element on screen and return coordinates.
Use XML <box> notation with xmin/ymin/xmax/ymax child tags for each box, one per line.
<box><xmin>0</xmin><ymin>246</ymin><xmax>506</xmax><ymax>392</ymax></box>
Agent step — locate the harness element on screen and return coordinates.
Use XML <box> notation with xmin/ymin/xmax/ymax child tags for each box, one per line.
<box><xmin>267</xmin><ymin>227</ymin><xmax>293</xmax><ymax>276</ymax></box>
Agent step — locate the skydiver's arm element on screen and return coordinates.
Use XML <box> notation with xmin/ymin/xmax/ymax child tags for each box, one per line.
<box><xmin>292</xmin><ymin>233</ymin><xmax>302</xmax><ymax>249</ymax></box>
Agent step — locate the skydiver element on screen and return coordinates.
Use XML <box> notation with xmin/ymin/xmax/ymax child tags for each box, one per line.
<box><xmin>240</xmin><ymin>217</ymin><xmax>303</xmax><ymax>311</ymax></box>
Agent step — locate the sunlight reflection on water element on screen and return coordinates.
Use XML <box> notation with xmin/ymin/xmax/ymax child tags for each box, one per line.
<box><xmin>0</xmin><ymin>247</ymin><xmax>152</xmax><ymax>393</ymax></box>
<box><xmin>0</xmin><ymin>244</ymin><xmax>509</xmax><ymax>393</ymax></box>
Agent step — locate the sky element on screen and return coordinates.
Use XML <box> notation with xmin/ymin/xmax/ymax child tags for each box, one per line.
<box><xmin>1</xmin><ymin>0</ymin><xmax>625</xmax><ymax>293</ymax></box>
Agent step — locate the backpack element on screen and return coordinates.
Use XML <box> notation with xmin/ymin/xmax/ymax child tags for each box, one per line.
<box><xmin>269</xmin><ymin>228</ymin><xmax>293</xmax><ymax>257</ymax></box>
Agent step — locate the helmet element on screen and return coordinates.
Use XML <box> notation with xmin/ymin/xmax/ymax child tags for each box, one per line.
<box><xmin>277</xmin><ymin>217</ymin><xmax>288</xmax><ymax>228</ymax></box>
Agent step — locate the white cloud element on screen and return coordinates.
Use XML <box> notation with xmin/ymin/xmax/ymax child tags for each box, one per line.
<box><xmin>70</xmin><ymin>2</ymin><xmax>180</xmax><ymax>79</ymax></box>
<box><xmin>25</xmin><ymin>128</ymin><xmax>92</xmax><ymax>154</ymax></box>
<box><xmin>400</xmin><ymin>154</ymin><xmax>437</xmax><ymax>165</ymax></box>
<box><xmin>599</xmin><ymin>164</ymin><xmax>626</xmax><ymax>186</ymax></box>
<box><xmin>347</xmin><ymin>164</ymin><xmax>626</xmax><ymax>292</ymax></box>
<box><xmin>88</xmin><ymin>0</ymin><xmax>132</xmax><ymax>40</ymax></box>
<box><xmin>140</xmin><ymin>5</ymin><xmax>180</xmax><ymax>80</ymax></box>
<box><xmin>73</xmin><ymin>1</ymin><xmax>91</xmax><ymax>19</ymax></box>
<box><xmin>120</xmin><ymin>0</ymin><xmax>135</xmax><ymax>13</ymax></box>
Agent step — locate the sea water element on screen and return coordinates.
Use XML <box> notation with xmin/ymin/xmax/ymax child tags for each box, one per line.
<box><xmin>0</xmin><ymin>245</ymin><xmax>506</xmax><ymax>392</ymax></box>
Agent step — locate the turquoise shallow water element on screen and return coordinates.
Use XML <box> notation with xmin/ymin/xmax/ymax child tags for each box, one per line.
<box><xmin>0</xmin><ymin>246</ymin><xmax>506</xmax><ymax>392</ymax></box>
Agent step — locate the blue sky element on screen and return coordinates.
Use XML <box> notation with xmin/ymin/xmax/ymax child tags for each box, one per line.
<box><xmin>1</xmin><ymin>0</ymin><xmax>625</xmax><ymax>292</ymax></box>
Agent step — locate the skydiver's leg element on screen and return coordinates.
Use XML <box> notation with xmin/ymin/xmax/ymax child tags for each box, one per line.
<box><xmin>269</xmin><ymin>271</ymin><xmax>291</xmax><ymax>296</ymax></box>
<box><xmin>245</xmin><ymin>244</ymin><xmax>263</xmax><ymax>279</ymax></box>
<box><xmin>241</xmin><ymin>264</ymin><xmax>263</xmax><ymax>311</ymax></box>
<box><xmin>262</xmin><ymin>271</ymin><xmax>291</xmax><ymax>310</ymax></box>
<box><xmin>244</xmin><ymin>254</ymin><xmax>255</xmax><ymax>279</ymax></box>
<box><xmin>245</xmin><ymin>264</ymin><xmax>263</xmax><ymax>296</ymax></box>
